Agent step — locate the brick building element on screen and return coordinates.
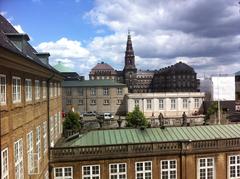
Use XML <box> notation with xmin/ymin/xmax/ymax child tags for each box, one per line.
<box><xmin>0</xmin><ymin>15</ymin><xmax>63</xmax><ymax>179</ymax></box>
<box><xmin>50</xmin><ymin>124</ymin><xmax>240</xmax><ymax>179</ymax></box>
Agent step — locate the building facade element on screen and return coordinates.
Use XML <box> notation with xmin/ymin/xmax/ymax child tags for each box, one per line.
<box><xmin>62</xmin><ymin>80</ymin><xmax>128</xmax><ymax>115</ymax></box>
<box><xmin>0</xmin><ymin>15</ymin><xmax>63</xmax><ymax>179</ymax></box>
<box><xmin>49</xmin><ymin>124</ymin><xmax>240</xmax><ymax>179</ymax></box>
<box><xmin>127</xmin><ymin>92</ymin><xmax>205</xmax><ymax>118</ymax></box>
<box><xmin>88</xmin><ymin>32</ymin><xmax>200</xmax><ymax>93</ymax></box>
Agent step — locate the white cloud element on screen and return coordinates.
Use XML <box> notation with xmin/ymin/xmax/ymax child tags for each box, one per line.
<box><xmin>13</xmin><ymin>25</ymin><xmax>25</xmax><ymax>33</ymax></box>
<box><xmin>0</xmin><ymin>11</ymin><xmax>7</xmax><ymax>16</ymax></box>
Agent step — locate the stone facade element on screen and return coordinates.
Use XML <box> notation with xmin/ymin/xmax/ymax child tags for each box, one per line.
<box><xmin>0</xmin><ymin>15</ymin><xmax>63</xmax><ymax>179</ymax></box>
<box><xmin>62</xmin><ymin>80</ymin><xmax>128</xmax><ymax>115</ymax></box>
<box><xmin>127</xmin><ymin>92</ymin><xmax>205</xmax><ymax>118</ymax></box>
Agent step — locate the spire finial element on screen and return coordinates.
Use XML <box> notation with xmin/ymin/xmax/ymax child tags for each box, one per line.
<box><xmin>128</xmin><ymin>29</ymin><xmax>130</xmax><ymax>35</ymax></box>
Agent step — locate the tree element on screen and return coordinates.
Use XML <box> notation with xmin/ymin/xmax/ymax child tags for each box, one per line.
<box><xmin>126</xmin><ymin>106</ymin><xmax>148</xmax><ymax>128</ymax></box>
<box><xmin>63</xmin><ymin>111</ymin><xmax>81</xmax><ymax>132</ymax></box>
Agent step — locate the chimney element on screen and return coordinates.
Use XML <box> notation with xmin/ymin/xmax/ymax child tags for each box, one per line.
<box><xmin>35</xmin><ymin>52</ymin><xmax>50</xmax><ymax>65</ymax></box>
<box><xmin>5</xmin><ymin>33</ymin><xmax>30</xmax><ymax>53</ymax></box>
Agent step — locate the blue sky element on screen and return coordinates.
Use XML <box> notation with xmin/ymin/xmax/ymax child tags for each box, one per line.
<box><xmin>1</xmin><ymin>0</ymin><xmax>240</xmax><ymax>78</ymax></box>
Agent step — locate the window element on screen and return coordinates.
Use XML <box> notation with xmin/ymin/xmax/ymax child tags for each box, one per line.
<box><xmin>43</xmin><ymin>121</ymin><xmax>48</xmax><ymax>154</ymax></box>
<box><xmin>0</xmin><ymin>74</ymin><xmax>6</xmax><ymax>105</ymax></box>
<box><xmin>182</xmin><ymin>98</ymin><xmax>188</xmax><ymax>109</ymax></box>
<box><xmin>58</xmin><ymin>112</ymin><xmax>62</xmax><ymax>134</ymax></box>
<box><xmin>159</xmin><ymin>99</ymin><xmax>164</xmax><ymax>110</ymax></box>
<box><xmin>35</xmin><ymin>80</ymin><xmax>40</xmax><ymax>100</ymax></box>
<box><xmin>135</xmin><ymin>99</ymin><xmax>139</xmax><ymax>107</ymax></box>
<box><xmin>82</xmin><ymin>165</ymin><xmax>100</xmax><ymax>179</ymax></box>
<box><xmin>1</xmin><ymin>148</ymin><xmax>9</xmax><ymax>179</ymax></box>
<box><xmin>27</xmin><ymin>131</ymin><xmax>34</xmax><ymax>173</ymax></box>
<box><xmin>12</xmin><ymin>76</ymin><xmax>21</xmax><ymax>103</ymax></box>
<box><xmin>161</xmin><ymin>160</ymin><xmax>177</xmax><ymax>179</ymax></box>
<box><xmin>42</xmin><ymin>81</ymin><xmax>46</xmax><ymax>99</ymax></box>
<box><xmin>170</xmin><ymin>99</ymin><xmax>176</xmax><ymax>110</ymax></box>
<box><xmin>50</xmin><ymin>82</ymin><xmax>53</xmax><ymax>97</ymax></box>
<box><xmin>229</xmin><ymin>155</ymin><xmax>240</xmax><ymax>179</ymax></box>
<box><xmin>147</xmin><ymin>99</ymin><xmax>152</xmax><ymax>110</ymax></box>
<box><xmin>135</xmin><ymin>161</ymin><xmax>152</xmax><ymax>179</ymax></box>
<box><xmin>55</xmin><ymin>114</ymin><xmax>58</xmax><ymax>139</ymax></box>
<box><xmin>90</xmin><ymin>88</ymin><xmax>96</xmax><ymax>96</ymax></box>
<box><xmin>44</xmin><ymin>171</ymin><xmax>49</xmax><ymax>179</ymax></box>
<box><xmin>103</xmin><ymin>88</ymin><xmax>109</xmax><ymax>96</ymax></box>
<box><xmin>117</xmin><ymin>88</ymin><xmax>122</xmax><ymax>95</ymax></box>
<box><xmin>194</xmin><ymin>98</ymin><xmax>200</xmax><ymax>108</ymax></box>
<box><xmin>36</xmin><ymin>126</ymin><xmax>41</xmax><ymax>160</ymax></box>
<box><xmin>67</xmin><ymin>99</ymin><xmax>72</xmax><ymax>105</ymax></box>
<box><xmin>109</xmin><ymin>163</ymin><xmax>127</xmax><ymax>179</ymax></box>
<box><xmin>50</xmin><ymin>116</ymin><xmax>54</xmax><ymax>147</ymax></box>
<box><xmin>104</xmin><ymin>99</ymin><xmax>110</xmax><ymax>105</ymax></box>
<box><xmin>54</xmin><ymin>167</ymin><xmax>73</xmax><ymax>179</ymax></box>
<box><xmin>25</xmin><ymin>79</ymin><xmax>32</xmax><ymax>101</ymax></box>
<box><xmin>78</xmin><ymin>100</ymin><xmax>83</xmax><ymax>105</ymax></box>
<box><xmin>78</xmin><ymin>88</ymin><xmax>83</xmax><ymax>96</ymax></box>
<box><xmin>197</xmin><ymin>157</ymin><xmax>215</xmax><ymax>179</ymax></box>
<box><xmin>117</xmin><ymin>99</ymin><xmax>123</xmax><ymax>105</ymax></box>
<box><xmin>54</xmin><ymin>83</ymin><xmax>57</xmax><ymax>97</ymax></box>
<box><xmin>57</xmin><ymin>83</ymin><xmax>61</xmax><ymax>96</ymax></box>
<box><xmin>14</xmin><ymin>138</ymin><xmax>24</xmax><ymax>179</ymax></box>
<box><xmin>91</xmin><ymin>99</ymin><xmax>96</xmax><ymax>105</ymax></box>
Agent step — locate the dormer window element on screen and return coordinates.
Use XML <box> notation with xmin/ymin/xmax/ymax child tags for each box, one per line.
<box><xmin>5</xmin><ymin>33</ymin><xmax>30</xmax><ymax>53</ymax></box>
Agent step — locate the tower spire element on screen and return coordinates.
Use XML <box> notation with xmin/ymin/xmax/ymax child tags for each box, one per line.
<box><xmin>124</xmin><ymin>30</ymin><xmax>135</xmax><ymax>69</ymax></box>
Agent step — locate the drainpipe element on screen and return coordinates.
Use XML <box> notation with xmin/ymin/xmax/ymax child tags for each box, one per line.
<box><xmin>47</xmin><ymin>74</ymin><xmax>55</xmax><ymax>179</ymax></box>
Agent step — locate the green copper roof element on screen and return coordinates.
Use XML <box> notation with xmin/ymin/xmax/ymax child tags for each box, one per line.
<box><xmin>53</xmin><ymin>61</ymin><xmax>73</xmax><ymax>72</ymax></box>
<box><xmin>62</xmin><ymin>80</ymin><xmax>127</xmax><ymax>87</ymax></box>
<box><xmin>63</xmin><ymin>124</ymin><xmax>240</xmax><ymax>147</ymax></box>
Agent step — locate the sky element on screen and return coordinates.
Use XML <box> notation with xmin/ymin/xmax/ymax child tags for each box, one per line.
<box><xmin>1</xmin><ymin>0</ymin><xmax>240</xmax><ymax>78</ymax></box>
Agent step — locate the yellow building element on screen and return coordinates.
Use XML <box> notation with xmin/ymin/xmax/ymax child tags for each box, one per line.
<box><xmin>0</xmin><ymin>15</ymin><xmax>63</xmax><ymax>178</ymax></box>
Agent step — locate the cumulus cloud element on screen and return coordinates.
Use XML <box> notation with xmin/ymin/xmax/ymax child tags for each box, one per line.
<box><xmin>35</xmin><ymin>37</ymin><xmax>97</xmax><ymax>77</ymax></box>
<box><xmin>82</xmin><ymin>0</ymin><xmax>240</xmax><ymax>76</ymax></box>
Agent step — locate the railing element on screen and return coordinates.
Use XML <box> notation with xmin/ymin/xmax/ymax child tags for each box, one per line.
<box><xmin>50</xmin><ymin>138</ymin><xmax>240</xmax><ymax>162</ymax></box>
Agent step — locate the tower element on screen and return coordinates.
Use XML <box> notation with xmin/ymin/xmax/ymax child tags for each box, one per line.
<box><xmin>123</xmin><ymin>31</ymin><xmax>137</xmax><ymax>93</ymax></box>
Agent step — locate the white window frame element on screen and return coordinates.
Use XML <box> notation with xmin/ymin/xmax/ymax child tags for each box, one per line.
<box><xmin>50</xmin><ymin>82</ymin><xmax>53</xmax><ymax>98</ymax></box>
<box><xmin>170</xmin><ymin>99</ymin><xmax>176</xmax><ymax>110</ymax></box>
<box><xmin>135</xmin><ymin>99</ymin><xmax>139</xmax><ymax>107</ymax></box>
<box><xmin>228</xmin><ymin>155</ymin><xmax>240</xmax><ymax>179</ymax></box>
<box><xmin>27</xmin><ymin>131</ymin><xmax>34</xmax><ymax>174</ymax></box>
<box><xmin>147</xmin><ymin>99</ymin><xmax>152</xmax><ymax>110</ymax></box>
<box><xmin>54</xmin><ymin>83</ymin><xmax>57</xmax><ymax>97</ymax></box>
<box><xmin>159</xmin><ymin>99</ymin><xmax>164</xmax><ymax>110</ymax></box>
<box><xmin>91</xmin><ymin>99</ymin><xmax>96</xmax><ymax>105</ymax></box>
<box><xmin>57</xmin><ymin>83</ymin><xmax>61</xmax><ymax>96</ymax></box>
<box><xmin>135</xmin><ymin>161</ymin><xmax>152</xmax><ymax>179</ymax></box>
<box><xmin>117</xmin><ymin>88</ymin><xmax>122</xmax><ymax>95</ymax></box>
<box><xmin>42</xmin><ymin>81</ymin><xmax>47</xmax><ymax>99</ymax></box>
<box><xmin>82</xmin><ymin>165</ymin><xmax>100</xmax><ymax>179</ymax></box>
<box><xmin>197</xmin><ymin>157</ymin><xmax>215</xmax><ymax>179</ymax></box>
<box><xmin>109</xmin><ymin>163</ymin><xmax>127</xmax><ymax>179</ymax></box>
<box><xmin>12</xmin><ymin>76</ymin><xmax>21</xmax><ymax>103</ymax></box>
<box><xmin>55</xmin><ymin>113</ymin><xmax>58</xmax><ymax>139</ymax></box>
<box><xmin>25</xmin><ymin>79</ymin><xmax>32</xmax><ymax>102</ymax></box>
<box><xmin>54</xmin><ymin>167</ymin><xmax>73</xmax><ymax>179</ymax></box>
<box><xmin>43</xmin><ymin>121</ymin><xmax>48</xmax><ymax>154</ymax></box>
<box><xmin>0</xmin><ymin>74</ymin><xmax>6</xmax><ymax>105</ymax></box>
<box><xmin>50</xmin><ymin>116</ymin><xmax>54</xmax><ymax>147</ymax></box>
<box><xmin>194</xmin><ymin>98</ymin><xmax>200</xmax><ymax>108</ymax></box>
<box><xmin>182</xmin><ymin>98</ymin><xmax>188</xmax><ymax>109</ymax></box>
<box><xmin>104</xmin><ymin>99</ymin><xmax>110</xmax><ymax>105</ymax></box>
<box><xmin>14</xmin><ymin>138</ymin><xmax>24</xmax><ymax>179</ymax></box>
<box><xmin>35</xmin><ymin>80</ymin><xmax>40</xmax><ymax>100</ymax></box>
<box><xmin>103</xmin><ymin>88</ymin><xmax>109</xmax><ymax>96</ymax></box>
<box><xmin>1</xmin><ymin>147</ymin><xmax>9</xmax><ymax>179</ymax></box>
<box><xmin>90</xmin><ymin>88</ymin><xmax>96</xmax><ymax>96</ymax></box>
<box><xmin>160</xmin><ymin>160</ymin><xmax>177</xmax><ymax>179</ymax></box>
<box><xmin>36</xmin><ymin>126</ymin><xmax>41</xmax><ymax>160</ymax></box>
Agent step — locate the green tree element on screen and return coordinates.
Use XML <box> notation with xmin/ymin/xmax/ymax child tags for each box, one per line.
<box><xmin>126</xmin><ymin>106</ymin><xmax>148</xmax><ymax>128</ymax></box>
<box><xmin>205</xmin><ymin>102</ymin><xmax>218</xmax><ymax>123</ymax></box>
<box><xmin>63</xmin><ymin>111</ymin><xmax>81</xmax><ymax>132</ymax></box>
